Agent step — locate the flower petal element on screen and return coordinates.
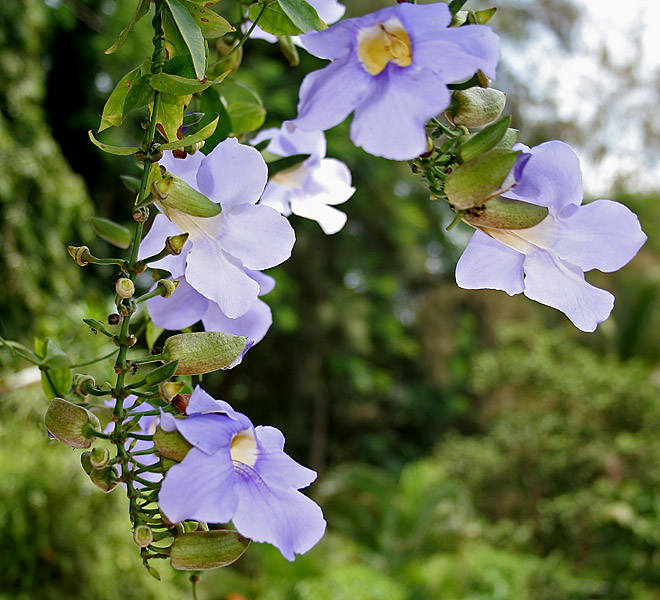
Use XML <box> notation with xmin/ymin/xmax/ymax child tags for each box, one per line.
<box><xmin>247</xmin><ymin>269</ymin><xmax>276</xmax><ymax>296</ymax></box>
<box><xmin>350</xmin><ymin>68</ymin><xmax>450</xmax><ymax>160</ymax></box>
<box><xmin>159</xmin><ymin>448</ymin><xmax>237</xmax><ymax>524</ymax></box>
<box><xmin>146</xmin><ymin>278</ymin><xmax>208</xmax><ymax>330</ymax></box>
<box><xmin>139</xmin><ymin>214</ymin><xmax>189</xmax><ymax>277</ymax></box>
<box><xmin>187</xmin><ymin>386</ymin><xmax>246</xmax><ymax>422</ymax></box>
<box><xmin>554</xmin><ymin>199</ymin><xmax>647</xmax><ymax>273</ymax></box>
<box><xmin>305</xmin><ymin>158</ymin><xmax>355</xmax><ymax>206</ymax></box>
<box><xmin>231</xmin><ymin>465</ymin><xmax>326</xmax><ymax>560</ymax></box>
<box><xmin>504</xmin><ymin>141</ymin><xmax>583</xmax><ymax>213</ymax></box>
<box><xmin>253</xmin><ymin>125</ymin><xmax>326</xmax><ymax>159</ymax></box>
<box><xmin>293</xmin><ymin>55</ymin><xmax>372</xmax><ymax>132</ymax></box>
<box><xmin>186</xmin><ymin>237</ymin><xmax>260</xmax><ymax>318</ymax></box>
<box><xmin>196</xmin><ymin>138</ymin><xmax>268</xmax><ymax>210</ymax></box>
<box><xmin>455</xmin><ymin>230</ymin><xmax>526</xmax><ymax>295</ymax></box>
<box><xmin>298</xmin><ymin>20</ymin><xmax>361</xmax><ymax>60</ymax></box>
<box><xmin>220</xmin><ymin>204</ymin><xmax>295</xmax><ymax>270</ymax></box>
<box><xmin>308</xmin><ymin>0</ymin><xmax>345</xmax><ymax>24</ymax></box>
<box><xmin>522</xmin><ymin>248</ymin><xmax>614</xmax><ymax>332</ymax></box>
<box><xmin>161</xmin><ymin>151</ymin><xmax>205</xmax><ymax>189</ymax></box>
<box><xmin>291</xmin><ymin>201</ymin><xmax>347</xmax><ymax>234</ymax></box>
<box><xmin>202</xmin><ymin>297</ymin><xmax>272</xmax><ymax>344</ymax></box>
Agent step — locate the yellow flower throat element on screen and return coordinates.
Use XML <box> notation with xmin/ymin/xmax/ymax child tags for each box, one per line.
<box><xmin>357</xmin><ymin>18</ymin><xmax>412</xmax><ymax>76</ymax></box>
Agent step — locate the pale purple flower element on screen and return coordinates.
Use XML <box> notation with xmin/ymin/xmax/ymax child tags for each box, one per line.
<box><xmin>291</xmin><ymin>3</ymin><xmax>499</xmax><ymax>160</ymax></box>
<box><xmin>253</xmin><ymin>124</ymin><xmax>355</xmax><ymax>234</ymax></box>
<box><xmin>455</xmin><ymin>141</ymin><xmax>647</xmax><ymax>332</ymax></box>
<box><xmin>141</xmin><ymin>138</ymin><xmax>295</xmax><ymax>320</ymax></box>
<box><xmin>249</xmin><ymin>0</ymin><xmax>346</xmax><ymax>44</ymax></box>
<box><xmin>158</xmin><ymin>387</ymin><xmax>326</xmax><ymax>561</ymax></box>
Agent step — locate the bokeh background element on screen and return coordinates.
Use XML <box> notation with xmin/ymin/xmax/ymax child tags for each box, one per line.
<box><xmin>2</xmin><ymin>0</ymin><xmax>660</xmax><ymax>598</ymax></box>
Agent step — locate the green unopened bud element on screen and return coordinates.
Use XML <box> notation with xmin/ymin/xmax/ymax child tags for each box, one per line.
<box><xmin>463</xmin><ymin>196</ymin><xmax>549</xmax><ymax>230</ymax></box>
<box><xmin>115</xmin><ymin>277</ymin><xmax>135</xmax><ymax>299</ymax></box>
<box><xmin>278</xmin><ymin>35</ymin><xmax>300</xmax><ymax>66</ymax></box>
<box><xmin>159</xmin><ymin>380</ymin><xmax>186</xmax><ymax>402</ymax></box>
<box><xmin>444</xmin><ymin>149</ymin><xmax>521</xmax><ymax>211</ymax></box>
<box><xmin>153</xmin><ymin>425</ymin><xmax>193</xmax><ymax>462</ymax></box>
<box><xmin>90</xmin><ymin>446</ymin><xmax>110</xmax><ymax>469</ymax></box>
<box><xmin>45</xmin><ymin>397</ymin><xmax>101</xmax><ymax>449</ymax></box>
<box><xmin>446</xmin><ymin>88</ymin><xmax>506</xmax><ymax>128</ymax></box>
<box><xmin>162</xmin><ymin>332</ymin><xmax>251</xmax><ymax>375</ymax></box>
<box><xmin>166</xmin><ymin>233</ymin><xmax>189</xmax><ymax>255</ymax></box>
<box><xmin>170</xmin><ymin>530</ymin><xmax>250</xmax><ymax>571</ymax></box>
<box><xmin>133</xmin><ymin>525</ymin><xmax>154</xmax><ymax>548</ymax></box>
<box><xmin>91</xmin><ymin>217</ymin><xmax>133</xmax><ymax>250</ymax></box>
<box><xmin>89</xmin><ymin>465</ymin><xmax>119</xmax><ymax>493</ymax></box>
<box><xmin>156</xmin><ymin>174</ymin><xmax>221</xmax><ymax>218</ymax></box>
<box><xmin>67</xmin><ymin>245</ymin><xmax>90</xmax><ymax>267</ymax></box>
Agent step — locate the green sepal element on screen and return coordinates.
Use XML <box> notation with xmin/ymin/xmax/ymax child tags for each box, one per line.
<box><xmin>444</xmin><ymin>149</ymin><xmax>520</xmax><ymax>210</ymax></box>
<box><xmin>45</xmin><ymin>397</ymin><xmax>101</xmax><ymax>449</ymax></box>
<box><xmin>92</xmin><ymin>217</ymin><xmax>133</xmax><ymax>249</ymax></box>
<box><xmin>151</xmin><ymin>72</ymin><xmax>229</xmax><ymax>96</ymax></box>
<box><xmin>162</xmin><ymin>332</ymin><xmax>249</xmax><ymax>375</ymax></box>
<box><xmin>165</xmin><ymin>0</ymin><xmax>207</xmax><ymax>81</ymax></box>
<box><xmin>88</xmin><ymin>131</ymin><xmax>139</xmax><ymax>156</ymax></box>
<box><xmin>459</xmin><ymin>116</ymin><xmax>511</xmax><ymax>163</ymax></box>
<box><xmin>267</xmin><ymin>153</ymin><xmax>310</xmax><ymax>177</ymax></box>
<box><xmin>145</xmin><ymin>361</ymin><xmax>180</xmax><ymax>386</ymax></box>
<box><xmin>278</xmin><ymin>0</ymin><xmax>327</xmax><ymax>33</ymax></box>
<box><xmin>156</xmin><ymin>174</ymin><xmax>221</xmax><ymax>217</ymax></box>
<box><xmin>181</xmin><ymin>0</ymin><xmax>235</xmax><ymax>38</ymax></box>
<box><xmin>471</xmin><ymin>8</ymin><xmax>497</xmax><ymax>24</ymax></box>
<box><xmin>105</xmin><ymin>0</ymin><xmax>150</xmax><ymax>54</ymax></box>
<box><xmin>170</xmin><ymin>530</ymin><xmax>250</xmax><ymax>570</ymax></box>
<box><xmin>159</xmin><ymin>116</ymin><xmax>220</xmax><ymax>150</ymax></box>
<box><xmin>153</xmin><ymin>426</ymin><xmax>193</xmax><ymax>462</ymax></box>
<box><xmin>463</xmin><ymin>196</ymin><xmax>549</xmax><ymax>230</ymax></box>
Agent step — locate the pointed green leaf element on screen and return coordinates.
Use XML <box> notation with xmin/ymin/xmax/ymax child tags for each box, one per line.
<box><xmin>459</xmin><ymin>116</ymin><xmax>511</xmax><ymax>163</ymax></box>
<box><xmin>159</xmin><ymin>116</ymin><xmax>220</xmax><ymax>150</ymax></box>
<box><xmin>124</xmin><ymin>74</ymin><xmax>155</xmax><ymax>117</ymax></box>
<box><xmin>99</xmin><ymin>65</ymin><xmax>143</xmax><ymax>132</ymax></box>
<box><xmin>278</xmin><ymin>0</ymin><xmax>326</xmax><ymax>33</ymax></box>
<box><xmin>146</xmin><ymin>319</ymin><xmax>165</xmax><ymax>350</ymax></box>
<box><xmin>182</xmin><ymin>0</ymin><xmax>235</xmax><ymax>38</ymax></box>
<box><xmin>165</xmin><ymin>0</ymin><xmax>207</xmax><ymax>80</ymax></box>
<box><xmin>218</xmin><ymin>80</ymin><xmax>266</xmax><ymax>135</ymax></box>
<box><xmin>156</xmin><ymin>92</ymin><xmax>191</xmax><ymax>143</ymax></box>
<box><xmin>105</xmin><ymin>0</ymin><xmax>150</xmax><ymax>54</ymax></box>
<box><xmin>151</xmin><ymin>71</ymin><xmax>229</xmax><ymax>96</ymax></box>
<box><xmin>248</xmin><ymin>2</ymin><xmax>301</xmax><ymax>36</ymax></box>
<box><xmin>88</xmin><ymin>131</ymin><xmax>139</xmax><ymax>155</ymax></box>
<box><xmin>45</xmin><ymin>339</ymin><xmax>70</xmax><ymax>369</ymax></box>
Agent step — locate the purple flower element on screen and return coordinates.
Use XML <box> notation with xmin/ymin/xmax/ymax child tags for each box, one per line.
<box><xmin>455</xmin><ymin>141</ymin><xmax>647</xmax><ymax>332</ymax></box>
<box><xmin>253</xmin><ymin>124</ymin><xmax>355</xmax><ymax>234</ymax></box>
<box><xmin>142</xmin><ymin>138</ymin><xmax>295</xmax><ymax>320</ymax></box>
<box><xmin>291</xmin><ymin>3</ymin><xmax>499</xmax><ymax>160</ymax></box>
<box><xmin>158</xmin><ymin>387</ymin><xmax>326</xmax><ymax>560</ymax></box>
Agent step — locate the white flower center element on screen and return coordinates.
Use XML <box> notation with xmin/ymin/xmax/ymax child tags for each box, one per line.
<box><xmin>357</xmin><ymin>18</ymin><xmax>412</xmax><ymax>76</ymax></box>
<box><xmin>480</xmin><ymin>215</ymin><xmax>558</xmax><ymax>255</ymax></box>
<box><xmin>163</xmin><ymin>208</ymin><xmax>223</xmax><ymax>244</ymax></box>
<box><xmin>230</xmin><ymin>428</ymin><xmax>258</xmax><ymax>468</ymax></box>
<box><xmin>272</xmin><ymin>164</ymin><xmax>307</xmax><ymax>191</ymax></box>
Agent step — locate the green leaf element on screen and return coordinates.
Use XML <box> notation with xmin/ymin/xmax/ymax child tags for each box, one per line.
<box><xmin>123</xmin><ymin>74</ymin><xmax>155</xmax><ymax>117</ymax></box>
<box><xmin>459</xmin><ymin>115</ymin><xmax>511</xmax><ymax>163</ymax></box>
<box><xmin>163</xmin><ymin>54</ymin><xmax>197</xmax><ymax>79</ymax></box>
<box><xmin>444</xmin><ymin>149</ymin><xmax>521</xmax><ymax>210</ymax></box>
<box><xmin>165</xmin><ymin>0</ymin><xmax>207</xmax><ymax>80</ymax></box>
<box><xmin>91</xmin><ymin>217</ymin><xmax>133</xmax><ymax>249</ymax></box>
<box><xmin>278</xmin><ymin>0</ymin><xmax>326</xmax><ymax>33</ymax></box>
<box><xmin>44</xmin><ymin>339</ymin><xmax>70</xmax><ymax>369</ymax></box>
<box><xmin>156</xmin><ymin>93</ymin><xmax>191</xmax><ymax>143</ymax></box>
<box><xmin>105</xmin><ymin>0</ymin><xmax>150</xmax><ymax>54</ymax></box>
<box><xmin>181</xmin><ymin>0</ymin><xmax>235</xmax><ymax>38</ymax></box>
<box><xmin>267</xmin><ymin>153</ymin><xmax>310</xmax><ymax>177</ymax></box>
<box><xmin>88</xmin><ymin>131</ymin><xmax>139</xmax><ymax>156</ymax></box>
<box><xmin>159</xmin><ymin>116</ymin><xmax>220</xmax><ymax>150</ymax></box>
<box><xmin>99</xmin><ymin>64</ymin><xmax>143</xmax><ymax>132</ymax></box>
<box><xmin>218</xmin><ymin>80</ymin><xmax>266</xmax><ymax>135</ymax></box>
<box><xmin>248</xmin><ymin>2</ymin><xmax>302</xmax><ymax>37</ymax></box>
<box><xmin>41</xmin><ymin>368</ymin><xmax>72</xmax><ymax>400</ymax></box>
<box><xmin>150</xmin><ymin>71</ymin><xmax>228</xmax><ymax>96</ymax></box>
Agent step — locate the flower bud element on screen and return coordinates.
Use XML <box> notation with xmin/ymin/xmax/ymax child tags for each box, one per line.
<box><xmin>153</xmin><ymin>425</ymin><xmax>193</xmax><ymax>462</ymax></box>
<box><xmin>45</xmin><ymin>397</ymin><xmax>101</xmax><ymax>449</ymax></box>
<box><xmin>67</xmin><ymin>245</ymin><xmax>90</xmax><ymax>267</ymax></box>
<box><xmin>278</xmin><ymin>35</ymin><xmax>300</xmax><ymax>66</ymax></box>
<box><xmin>90</xmin><ymin>446</ymin><xmax>110</xmax><ymax>469</ymax></box>
<box><xmin>159</xmin><ymin>380</ymin><xmax>186</xmax><ymax>403</ymax></box>
<box><xmin>162</xmin><ymin>332</ymin><xmax>252</xmax><ymax>375</ymax></box>
<box><xmin>115</xmin><ymin>277</ymin><xmax>135</xmax><ymax>299</ymax></box>
<box><xmin>166</xmin><ymin>233</ymin><xmax>189</xmax><ymax>255</ymax></box>
<box><xmin>446</xmin><ymin>88</ymin><xmax>506</xmax><ymax>128</ymax></box>
<box><xmin>89</xmin><ymin>465</ymin><xmax>119</xmax><ymax>493</ymax></box>
<box><xmin>156</xmin><ymin>174</ymin><xmax>221</xmax><ymax>218</ymax></box>
<box><xmin>133</xmin><ymin>525</ymin><xmax>154</xmax><ymax>548</ymax></box>
<box><xmin>170</xmin><ymin>530</ymin><xmax>250</xmax><ymax>571</ymax></box>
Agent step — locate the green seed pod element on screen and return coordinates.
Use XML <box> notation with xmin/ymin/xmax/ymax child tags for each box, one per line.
<box><xmin>45</xmin><ymin>397</ymin><xmax>101</xmax><ymax>449</ymax></box>
<box><xmin>162</xmin><ymin>332</ymin><xmax>251</xmax><ymax>375</ymax></box>
<box><xmin>156</xmin><ymin>279</ymin><xmax>179</xmax><ymax>299</ymax></box>
<box><xmin>278</xmin><ymin>35</ymin><xmax>300</xmax><ymax>66</ymax></box>
<box><xmin>153</xmin><ymin>425</ymin><xmax>193</xmax><ymax>462</ymax></box>
<box><xmin>446</xmin><ymin>88</ymin><xmax>506</xmax><ymax>128</ymax></box>
<box><xmin>170</xmin><ymin>530</ymin><xmax>250</xmax><ymax>571</ymax></box>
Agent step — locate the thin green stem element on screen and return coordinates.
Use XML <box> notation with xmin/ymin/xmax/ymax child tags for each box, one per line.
<box><xmin>69</xmin><ymin>348</ymin><xmax>119</xmax><ymax>368</ymax></box>
<box><xmin>211</xmin><ymin>4</ymin><xmax>267</xmax><ymax>68</ymax></box>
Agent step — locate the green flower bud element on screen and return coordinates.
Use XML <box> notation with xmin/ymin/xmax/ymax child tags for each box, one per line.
<box><xmin>159</xmin><ymin>380</ymin><xmax>186</xmax><ymax>403</ymax></box>
<box><xmin>463</xmin><ymin>196</ymin><xmax>549</xmax><ymax>230</ymax></box>
<box><xmin>89</xmin><ymin>465</ymin><xmax>119</xmax><ymax>493</ymax></box>
<box><xmin>278</xmin><ymin>35</ymin><xmax>300</xmax><ymax>66</ymax></box>
<box><xmin>162</xmin><ymin>332</ymin><xmax>251</xmax><ymax>375</ymax></box>
<box><xmin>446</xmin><ymin>88</ymin><xmax>506</xmax><ymax>128</ymax></box>
<box><xmin>115</xmin><ymin>277</ymin><xmax>135</xmax><ymax>299</ymax></box>
<box><xmin>155</xmin><ymin>175</ymin><xmax>221</xmax><ymax>218</ymax></box>
<box><xmin>153</xmin><ymin>425</ymin><xmax>193</xmax><ymax>462</ymax></box>
<box><xmin>90</xmin><ymin>446</ymin><xmax>110</xmax><ymax>469</ymax></box>
<box><xmin>170</xmin><ymin>530</ymin><xmax>250</xmax><ymax>571</ymax></box>
<box><xmin>133</xmin><ymin>525</ymin><xmax>154</xmax><ymax>548</ymax></box>
<box><xmin>45</xmin><ymin>397</ymin><xmax>101</xmax><ymax>449</ymax></box>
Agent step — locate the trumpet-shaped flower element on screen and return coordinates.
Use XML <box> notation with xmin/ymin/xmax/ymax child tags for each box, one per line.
<box><xmin>142</xmin><ymin>138</ymin><xmax>295</xmax><ymax>320</ymax></box>
<box><xmin>158</xmin><ymin>387</ymin><xmax>326</xmax><ymax>561</ymax></box>
<box><xmin>253</xmin><ymin>124</ymin><xmax>355</xmax><ymax>234</ymax></box>
<box><xmin>292</xmin><ymin>2</ymin><xmax>499</xmax><ymax>160</ymax></box>
<box><xmin>455</xmin><ymin>141</ymin><xmax>647</xmax><ymax>332</ymax></box>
